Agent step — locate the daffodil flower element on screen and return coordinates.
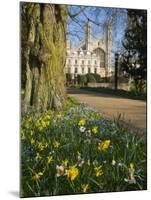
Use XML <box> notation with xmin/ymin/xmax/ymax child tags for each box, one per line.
<box><xmin>94</xmin><ymin>165</ymin><xmax>103</xmax><ymax>177</ymax></box>
<box><xmin>30</xmin><ymin>138</ymin><xmax>35</xmax><ymax>144</ymax></box>
<box><xmin>62</xmin><ymin>159</ymin><xmax>68</xmax><ymax>167</ymax></box>
<box><xmin>53</xmin><ymin>141</ymin><xmax>60</xmax><ymax>149</ymax></box>
<box><xmin>56</xmin><ymin>113</ymin><xmax>62</xmax><ymax>118</ymax></box>
<box><xmin>47</xmin><ymin>155</ymin><xmax>53</xmax><ymax>164</ymax></box>
<box><xmin>37</xmin><ymin>142</ymin><xmax>47</xmax><ymax>151</ymax></box>
<box><xmin>124</xmin><ymin>163</ymin><xmax>136</xmax><ymax>184</ymax></box>
<box><xmin>87</xmin><ymin>159</ymin><xmax>91</xmax><ymax>166</ymax></box>
<box><xmin>98</xmin><ymin>139</ymin><xmax>111</xmax><ymax>151</ymax></box>
<box><xmin>35</xmin><ymin>152</ymin><xmax>42</xmax><ymax>160</ymax></box>
<box><xmin>65</xmin><ymin>166</ymin><xmax>79</xmax><ymax>181</ymax></box>
<box><xmin>78</xmin><ymin>118</ymin><xmax>86</xmax><ymax>126</ymax></box>
<box><xmin>92</xmin><ymin>126</ymin><xmax>98</xmax><ymax>134</ymax></box>
<box><xmin>81</xmin><ymin>184</ymin><xmax>89</xmax><ymax>193</ymax></box>
<box><xmin>21</xmin><ymin>130</ymin><xmax>26</xmax><ymax>140</ymax></box>
<box><xmin>33</xmin><ymin>172</ymin><xmax>43</xmax><ymax>181</ymax></box>
<box><xmin>56</xmin><ymin>165</ymin><xmax>64</xmax><ymax>177</ymax></box>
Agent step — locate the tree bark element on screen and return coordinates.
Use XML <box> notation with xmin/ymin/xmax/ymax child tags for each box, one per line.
<box><xmin>21</xmin><ymin>3</ymin><xmax>67</xmax><ymax>111</ymax></box>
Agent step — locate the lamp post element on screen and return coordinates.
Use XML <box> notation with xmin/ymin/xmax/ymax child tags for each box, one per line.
<box><xmin>75</xmin><ymin>73</ymin><xmax>78</xmax><ymax>85</ymax></box>
<box><xmin>114</xmin><ymin>52</ymin><xmax>119</xmax><ymax>90</ymax></box>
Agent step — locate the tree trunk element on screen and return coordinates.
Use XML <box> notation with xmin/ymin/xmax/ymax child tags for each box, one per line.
<box><xmin>21</xmin><ymin>3</ymin><xmax>67</xmax><ymax>111</ymax></box>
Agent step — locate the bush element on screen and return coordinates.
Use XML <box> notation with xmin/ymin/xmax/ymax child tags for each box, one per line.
<box><xmin>129</xmin><ymin>79</ymin><xmax>147</xmax><ymax>99</ymax></box>
<box><xmin>66</xmin><ymin>73</ymin><xmax>72</xmax><ymax>84</ymax></box>
<box><xmin>92</xmin><ymin>74</ymin><xmax>101</xmax><ymax>82</ymax></box>
<box><xmin>77</xmin><ymin>75</ymin><xmax>87</xmax><ymax>86</ymax></box>
<box><xmin>86</xmin><ymin>73</ymin><xmax>96</xmax><ymax>83</ymax></box>
<box><xmin>21</xmin><ymin>103</ymin><xmax>146</xmax><ymax>197</ymax></box>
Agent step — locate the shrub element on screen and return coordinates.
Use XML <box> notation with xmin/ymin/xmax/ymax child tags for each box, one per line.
<box><xmin>92</xmin><ymin>74</ymin><xmax>101</xmax><ymax>82</ymax></box>
<box><xmin>86</xmin><ymin>73</ymin><xmax>96</xmax><ymax>83</ymax></box>
<box><xmin>77</xmin><ymin>75</ymin><xmax>87</xmax><ymax>86</ymax></box>
<box><xmin>66</xmin><ymin>73</ymin><xmax>72</xmax><ymax>84</ymax></box>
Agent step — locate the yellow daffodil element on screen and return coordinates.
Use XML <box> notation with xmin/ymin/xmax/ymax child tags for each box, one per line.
<box><xmin>129</xmin><ymin>163</ymin><xmax>134</xmax><ymax>169</ymax></box>
<box><xmin>21</xmin><ymin>130</ymin><xmax>26</xmax><ymax>140</ymax></box>
<box><xmin>35</xmin><ymin>119</ymin><xmax>47</xmax><ymax>131</ymax></box>
<box><xmin>41</xmin><ymin>120</ymin><xmax>47</xmax><ymax>128</ymax></box>
<box><xmin>56</xmin><ymin>113</ymin><xmax>62</xmax><ymax>118</ymax></box>
<box><xmin>56</xmin><ymin>165</ymin><xmax>64</xmax><ymax>177</ymax></box>
<box><xmin>81</xmin><ymin>184</ymin><xmax>89</xmax><ymax>193</ymax></box>
<box><xmin>38</xmin><ymin>143</ymin><xmax>45</xmax><ymax>151</ymax></box>
<box><xmin>98</xmin><ymin>140</ymin><xmax>111</xmax><ymax>151</ymax></box>
<box><xmin>78</xmin><ymin>118</ymin><xmax>86</xmax><ymax>126</ymax></box>
<box><xmin>30</xmin><ymin>130</ymin><xmax>34</xmax><ymax>136</ymax></box>
<box><xmin>24</xmin><ymin>117</ymin><xmax>32</xmax><ymax>129</ymax></box>
<box><xmin>46</xmin><ymin>121</ymin><xmax>50</xmax><ymax>126</ymax></box>
<box><xmin>66</xmin><ymin>166</ymin><xmax>79</xmax><ymax>181</ymax></box>
<box><xmin>124</xmin><ymin>163</ymin><xmax>136</xmax><ymax>184</ymax></box>
<box><xmin>94</xmin><ymin>165</ymin><xmax>103</xmax><ymax>177</ymax></box>
<box><xmin>77</xmin><ymin>151</ymin><xmax>81</xmax><ymax>157</ymax></box>
<box><xmin>44</xmin><ymin>114</ymin><xmax>51</xmax><ymax>121</ymax></box>
<box><xmin>92</xmin><ymin>126</ymin><xmax>98</xmax><ymax>134</ymax></box>
<box><xmin>53</xmin><ymin>141</ymin><xmax>60</xmax><ymax>149</ymax></box>
<box><xmin>35</xmin><ymin>152</ymin><xmax>42</xmax><ymax>160</ymax></box>
<box><xmin>87</xmin><ymin>159</ymin><xmax>91</xmax><ymax>166</ymax></box>
<box><xmin>44</xmin><ymin>143</ymin><xmax>48</xmax><ymax>148</ymax></box>
<box><xmin>47</xmin><ymin>155</ymin><xmax>53</xmax><ymax>164</ymax></box>
<box><xmin>37</xmin><ymin>142</ymin><xmax>48</xmax><ymax>151</ymax></box>
<box><xmin>62</xmin><ymin>159</ymin><xmax>68</xmax><ymax>167</ymax></box>
<box><xmin>33</xmin><ymin>172</ymin><xmax>43</xmax><ymax>181</ymax></box>
<box><xmin>30</xmin><ymin>138</ymin><xmax>35</xmax><ymax>144</ymax></box>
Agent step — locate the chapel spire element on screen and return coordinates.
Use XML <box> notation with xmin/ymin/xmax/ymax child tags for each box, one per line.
<box><xmin>85</xmin><ymin>19</ymin><xmax>91</xmax><ymax>51</ymax></box>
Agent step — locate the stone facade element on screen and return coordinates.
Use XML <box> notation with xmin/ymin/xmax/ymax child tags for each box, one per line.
<box><xmin>65</xmin><ymin>20</ymin><xmax>112</xmax><ymax>79</ymax></box>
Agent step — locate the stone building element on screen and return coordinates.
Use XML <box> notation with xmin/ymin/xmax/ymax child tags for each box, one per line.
<box><xmin>65</xmin><ymin>20</ymin><xmax>112</xmax><ymax>79</ymax></box>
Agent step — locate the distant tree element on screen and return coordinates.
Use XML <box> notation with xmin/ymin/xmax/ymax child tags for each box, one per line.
<box><xmin>66</xmin><ymin>73</ymin><xmax>72</xmax><ymax>84</ymax></box>
<box><xmin>121</xmin><ymin>9</ymin><xmax>147</xmax><ymax>92</ymax></box>
<box><xmin>86</xmin><ymin>73</ymin><xmax>96</xmax><ymax>83</ymax></box>
<box><xmin>93</xmin><ymin>74</ymin><xmax>101</xmax><ymax>82</ymax></box>
<box><xmin>77</xmin><ymin>75</ymin><xmax>87</xmax><ymax>86</ymax></box>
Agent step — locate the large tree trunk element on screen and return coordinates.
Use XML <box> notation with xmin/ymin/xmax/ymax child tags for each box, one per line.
<box><xmin>21</xmin><ymin>3</ymin><xmax>67</xmax><ymax>111</ymax></box>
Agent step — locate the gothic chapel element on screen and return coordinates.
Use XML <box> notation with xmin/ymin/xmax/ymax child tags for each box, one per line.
<box><xmin>65</xmin><ymin>20</ymin><xmax>112</xmax><ymax>79</ymax></box>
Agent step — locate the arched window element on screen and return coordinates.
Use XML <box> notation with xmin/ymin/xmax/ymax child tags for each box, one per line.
<box><xmin>93</xmin><ymin>48</ymin><xmax>105</xmax><ymax>67</ymax></box>
<box><xmin>82</xmin><ymin>60</ymin><xmax>84</xmax><ymax>65</ymax></box>
<box><xmin>75</xmin><ymin>60</ymin><xmax>78</xmax><ymax>64</ymax></box>
<box><xmin>88</xmin><ymin>68</ymin><xmax>91</xmax><ymax>73</ymax></box>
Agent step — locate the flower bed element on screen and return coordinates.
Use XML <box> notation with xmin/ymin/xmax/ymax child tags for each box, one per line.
<box><xmin>21</xmin><ymin>102</ymin><xmax>147</xmax><ymax>197</ymax></box>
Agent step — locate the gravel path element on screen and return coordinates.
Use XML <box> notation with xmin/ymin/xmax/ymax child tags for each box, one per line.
<box><xmin>67</xmin><ymin>88</ymin><xmax>147</xmax><ymax>134</ymax></box>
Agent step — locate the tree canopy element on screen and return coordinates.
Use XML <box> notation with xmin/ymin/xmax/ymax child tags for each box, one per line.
<box><xmin>121</xmin><ymin>9</ymin><xmax>147</xmax><ymax>91</ymax></box>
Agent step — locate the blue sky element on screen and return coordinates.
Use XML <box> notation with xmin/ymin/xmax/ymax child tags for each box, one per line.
<box><xmin>67</xmin><ymin>5</ymin><xmax>128</xmax><ymax>54</ymax></box>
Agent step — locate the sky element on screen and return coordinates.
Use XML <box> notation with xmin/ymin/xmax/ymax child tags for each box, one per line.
<box><xmin>67</xmin><ymin>5</ymin><xmax>128</xmax><ymax>54</ymax></box>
